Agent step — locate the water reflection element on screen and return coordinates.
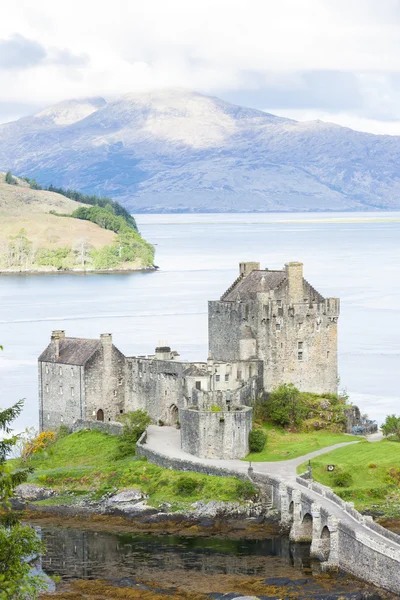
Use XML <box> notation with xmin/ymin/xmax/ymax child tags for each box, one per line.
<box><xmin>39</xmin><ymin>527</ymin><xmax>312</xmax><ymax>581</ymax></box>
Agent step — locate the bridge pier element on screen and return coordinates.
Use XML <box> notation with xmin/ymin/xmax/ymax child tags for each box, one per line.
<box><xmin>320</xmin><ymin>515</ymin><xmax>339</xmax><ymax>572</ymax></box>
<box><xmin>289</xmin><ymin>490</ymin><xmax>306</xmax><ymax>541</ymax></box>
<box><xmin>279</xmin><ymin>483</ymin><xmax>291</xmax><ymax>527</ymax></box>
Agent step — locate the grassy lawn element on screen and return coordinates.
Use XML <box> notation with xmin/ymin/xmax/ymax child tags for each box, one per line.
<box><xmin>297</xmin><ymin>438</ymin><xmax>400</xmax><ymax>515</ymax></box>
<box><xmin>15</xmin><ymin>430</ymin><xmax>251</xmax><ymax>508</ymax></box>
<box><xmin>245</xmin><ymin>423</ymin><xmax>360</xmax><ymax>462</ymax></box>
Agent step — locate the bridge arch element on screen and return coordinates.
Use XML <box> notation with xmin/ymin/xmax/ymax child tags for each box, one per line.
<box><xmin>319</xmin><ymin>526</ymin><xmax>331</xmax><ymax>561</ymax></box>
<box><xmin>299</xmin><ymin>512</ymin><xmax>313</xmax><ymax>541</ymax></box>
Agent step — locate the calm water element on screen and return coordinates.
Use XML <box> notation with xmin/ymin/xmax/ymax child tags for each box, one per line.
<box><xmin>1</xmin><ymin>212</ymin><xmax>400</xmax><ymax>430</ymax></box>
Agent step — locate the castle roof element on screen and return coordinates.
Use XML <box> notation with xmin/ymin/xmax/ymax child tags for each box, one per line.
<box><xmin>39</xmin><ymin>337</ymin><xmax>102</xmax><ymax>365</ymax></box>
<box><xmin>222</xmin><ymin>270</ymin><xmax>287</xmax><ymax>301</ymax></box>
<box><xmin>183</xmin><ymin>364</ymin><xmax>209</xmax><ymax>377</ymax></box>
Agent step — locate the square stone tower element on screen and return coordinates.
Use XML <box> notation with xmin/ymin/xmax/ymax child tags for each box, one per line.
<box><xmin>208</xmin><ymin>262</ymin><xmax>339</xmax><ymax>395</ymax></box>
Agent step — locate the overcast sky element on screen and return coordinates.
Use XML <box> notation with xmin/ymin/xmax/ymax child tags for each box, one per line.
<box><xmin>2</xmin><ymin>0</ymin><xmax>400</xmax><ymax>134</ymax></box>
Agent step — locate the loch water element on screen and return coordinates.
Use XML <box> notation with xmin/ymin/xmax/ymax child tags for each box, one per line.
<box><xmin>1</xmin><ymin>212</ymin><xmax>400</xmax><ymax>430</ymax></box>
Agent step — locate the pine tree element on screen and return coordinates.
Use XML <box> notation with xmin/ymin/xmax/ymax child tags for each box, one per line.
<box><xmin>0</xmin><ymin>351</ymin><xmax>45</xmax><ymax>599</ymax></box>
<box><xmin>4</xmin><ymin>171</ymin><xmax>17</xmax><ymax>185</ymax></box>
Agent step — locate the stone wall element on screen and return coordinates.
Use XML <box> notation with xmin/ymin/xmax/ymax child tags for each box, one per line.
<box><xmin>71</xmin><ymin>419</ymin><xmax>123</xmax><ymax>436</ymax></box>
<box><xmin>180</xmin><ymin>405</ymin><xmax>252</xmax><ymax>459</ymax></box>
<box><xmin>39</xmin><ymin>362</ymin><xmax>84</xmax><ymax>431</ymax></box>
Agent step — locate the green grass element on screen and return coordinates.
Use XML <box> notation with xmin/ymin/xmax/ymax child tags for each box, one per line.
<box><xmin>298</xmin><ymin>438</ymin><xmax>400</xmax><ymax>514</ymax></box>
<box><xmin>15</xmin><ymin>430</ymin><xmax>250</xmax><ymax>507</ymax></box>
<box><xmin>245</xmin><ymin>423</ymin><xmax>360</xmax><ymax>462</ymax></box>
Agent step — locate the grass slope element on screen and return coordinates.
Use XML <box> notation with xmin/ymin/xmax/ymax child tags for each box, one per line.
<box><xmin>245</xmin><ymin>423</ymin><xmax>359</xmax><ymax>462</ymax></box>
<box><xmin>298</xmin><ymin>438</ymin><xmax>400</xmax><ymax>515</ymax></box>
<box><xmin>21</xmin><ymin>430</ymin><xmax>246</xmax><ymax>508</ymax></box>
<box><xmin>0</xmin><ymin>173</ymin><xmax>153</xmax><ymax>271</ymax></box>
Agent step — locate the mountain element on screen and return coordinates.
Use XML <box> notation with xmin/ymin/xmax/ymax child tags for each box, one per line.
<box><xmin>1</xmin><ymin>89</ymin><xmax>400</xmax><ymax>212</ymax></box>
<box><xmin>0</xmin><ymin>173</ymin><xmax>154</xmax><ymax>273</ymax></box>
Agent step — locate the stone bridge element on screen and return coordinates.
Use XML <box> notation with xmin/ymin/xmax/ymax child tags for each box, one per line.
<box><xmin>137</xmin><ymin>425</ymin><xmax>400</xmax><ymax>596</ymax></box>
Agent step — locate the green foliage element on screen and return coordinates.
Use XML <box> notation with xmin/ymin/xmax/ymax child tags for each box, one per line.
<box><xmin>235</xmin><ymin>479</ymin><xmax>258</xmax><ymax>501</ymax></box>
<box><xmin>57</xmin><ymin>425</ymin><xmax>71</xmax><ymax>440</ymax></box>
<box><xmin>72</xmin><ymin>205</ymin><xmax>129</xmax><ymax>233</ymax></box>
<box><xmin>90</xmin><ymin>245</ymin><xmax>120</xmax><ymax>270</ymax></box>
<box><xmin>210</xmin><ymin>404</ymin><xmax>221</xmax><ymax>412</ymax></box>
<box><xmin>5</xmin><ymin>171</ymin><xmax>17</xmax><ymax>185</ymax></box>
<box><xmin>382</xmin><ymin>414</ymin><xmax>400</xmax><ymax>440</ymax></box>
<box><xmin>23</xmin><ymin>177</ymin><xmax>42</xmax><ymax>190</ymax></box>
<box><xmin>91</xmin><ymin>228</ymin><xmax>155</xmax><ymax>270</ymax></box>
<box><xmin>267</xmin><ymin>383</ymin><xmax>307</xmax><ymax>428</ymax></box>
<box><xmin>35</xmin><ymin>247</ymin><xmax>71</xmax><ymax>270</ymax></box>
<box><xmin>249</xmin><ymin>428</ymin><xmax>267</xmax><ymax>453</ymax></box>
<box><xmin>115</xmin><ymin>410</ymin><xmax>151</xmax><ymax>459</ymax></box>
<box><xmin>0</xmin><ymin>389</ymin><xmax>45</xmax><ymax>599</ymax></box>
<box><xmin>332</xmin><ymin>471</ymin><xmax>353</xmax><ymax>488</ymax></box>
<box><xmin>6</xmin><ymin>229</ymin><xmax>33</xmax><ymax>269</ymax></box>
<box><xmin>174</xmin><ymin>475</ymin><xmax>200</xmax><ymax>496</ymax></box>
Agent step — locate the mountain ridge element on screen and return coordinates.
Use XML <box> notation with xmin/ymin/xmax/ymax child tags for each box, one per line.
<box><xmin>0</xmin><ymin>89</ymin><xmax>399</xmax><ymax>213</ymax></box>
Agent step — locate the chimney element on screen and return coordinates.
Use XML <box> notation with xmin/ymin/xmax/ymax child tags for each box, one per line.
<box><xmin>285</xmin><ymin>262</ymin><xmax>304</xmax><ymax>304</ymax></box>
<box><xmin>155</xmin><ymin>341</ymin><xmax>172</xmax><ymax>360</ymax></box>
<box><xmin>239</xmin><ymin>262</ymin><xmax>260</xmax><ymax>277</ymax></box>
<box><xmin>100</xmin><ymin>333</ymin><xmax>112</xmax><ymax>346</ymax></box>
<box><xmin>51</xmin><ymin>330</ymin><xmax>65</xmax><ymax>360</ymax></box>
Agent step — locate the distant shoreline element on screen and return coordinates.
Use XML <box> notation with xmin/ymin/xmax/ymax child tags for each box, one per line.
<box><xmin>0</xmin><ymin>266</ymin><xmax>158</xmax><ymax>276</ymax></box>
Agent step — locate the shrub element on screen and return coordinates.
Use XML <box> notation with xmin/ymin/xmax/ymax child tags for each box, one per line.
<box><xmin>382</xmin><ymin>414</ymin><xmax>400</xmax><ymax>440</ymax></box>
<box><xmin>174</xmin><ymin>475</ymin><xmax>199</xmax><ymax>496</ymax></box>
<box><xmin>368</xmin><ymin>462</ymin><xmax>377</xmax><ymax>469</ymax></box>
<box><xmin>249</xmin><ymin>428</ymin><xmax>267</xmax><ymax>453</ymax></box>
<box><xmin>57</xmin><ymin>425</ymin><xmax>70</xmax><ymax>439</ymax></box>
<box><xmin>5</xmin><ymin>170</ymin><xmax>17</xmax><ymax>185</ymax></box>
<box><xmin>115</xmin><ymin>410</ymin><xmax>151</xmax><ymax>459</ymax></box>
<box><xmin>267</xmin><ymin>383</ymin><xmax>307</xmax><ymax>428</ymax></box>
<box><xmin>22</xmin><ymin>430</ymin><xmax>56</xmax><ymax>461</ymax></box>
<box><xmin>332</xmin><ymin>471</ymin><xmax>353</xmax><ymax>488</ymax></box>
<box><xmin>235</xmin><ymin>479</ymin><xmax>258</xmax><ymax>501</ymax></box>
<box><xmin>210</xmin><ymin>404</ymin><xmax>221</xmax><ymax>412</ymax></box>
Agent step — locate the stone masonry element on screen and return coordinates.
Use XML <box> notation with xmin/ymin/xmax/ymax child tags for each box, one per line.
<box><xmin>38</xmin><ymin>261</ymin><xmax>339</xmax><ymax>458</ymax></box>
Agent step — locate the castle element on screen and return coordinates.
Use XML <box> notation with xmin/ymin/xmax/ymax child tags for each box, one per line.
<box><xmin>38</xmin><ymin>261</ymin><xmax>339</xmax><ymax>458</ymax></box>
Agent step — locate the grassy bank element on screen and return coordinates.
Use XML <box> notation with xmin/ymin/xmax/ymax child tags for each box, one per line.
<box><xmin>245</xmin><ymin>423</ymin><xmax>359</xmax><ymax>462</ymax></box>
<box><xmin>298</xmin><ymin>438</ymin><xmax>400</xmax><ymax>516</ymax></box>
<box><xmin>16</xmin><ymin>430</ymin><xmax>252</xmax><ymax>508</ymax></box>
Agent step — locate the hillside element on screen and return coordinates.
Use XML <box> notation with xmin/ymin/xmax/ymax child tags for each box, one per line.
<box><xmin>1</xmin><ymin>89</ymin><xmax>400</xmax><ymax>213</ymax></box>
<box><xmin>0</xmin><ymin>173</ymin><xmax>154</xmax><ymax>273</ymax></box>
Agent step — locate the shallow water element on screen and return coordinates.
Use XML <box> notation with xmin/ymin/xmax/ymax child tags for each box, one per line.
<box><xmin>1</xmin><ymin>211</ymin><xmax>400</xmax><ymax>430</ymax></box>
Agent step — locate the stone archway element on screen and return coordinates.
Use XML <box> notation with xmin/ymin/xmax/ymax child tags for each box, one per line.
<box><xmin>300</xmin><ymin>513</ymin><xmax>313</xmax><ymax>541</ymax></box>
<box><xmin>96</xmin><ymin>409</ymin><xmax>104</xmax><ymax>422</ymax></box>
<box><xmin>319</xmin><ymin>526</ymin><xmax>331</xmax><ymax>561</ymax></box>
<box><xmin>289</xmin><ymin>501</ymin><xmax>294</xmax><ymax>519</ymax></box>
<box><xmin>169</xmin><ymin>404</ymin><xmax>179</xmax><ymax>425</ymax></box>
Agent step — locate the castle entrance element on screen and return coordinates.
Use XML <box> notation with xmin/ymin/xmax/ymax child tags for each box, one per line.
<box><xmin>169</xmin><ymin>404</ymin><xmax>179</xmax><ymax>425</ymax></box>
<box><xmin>96</xmin><ymin>409</ymin><xmax>104</xmax><ymax>422</ymax></box>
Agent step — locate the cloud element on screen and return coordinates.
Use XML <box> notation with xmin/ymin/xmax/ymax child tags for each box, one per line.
<box><xmin>1</xmin><ymin>0</ymin><xmax>400</xmax><ymax>133</ymax></box>
<box><xmin>0</xmin><ymin>34</ymin><xmax>46</xmax><ymax>69</ymax></box>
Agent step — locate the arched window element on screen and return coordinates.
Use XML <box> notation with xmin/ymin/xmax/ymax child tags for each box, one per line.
<box><xmin>96</xmin><ymin>409</ymin><xmax>104</xmax><ymax>422</ymax></box>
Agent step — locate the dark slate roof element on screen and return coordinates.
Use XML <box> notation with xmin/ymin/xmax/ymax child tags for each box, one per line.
<box><xmin>39</xmin><ymin>338</ymin><xmax>102</xmax><ymax>365</ymax></box>
<box><xmin>184</xmin><ymin>364</ymin><xmax>209</xmax><ymax>377</ymax></box>
<box><xmin>222</xmin><ymin>270</ymin><xmax>287</xmax><ymax>301</ymax></box>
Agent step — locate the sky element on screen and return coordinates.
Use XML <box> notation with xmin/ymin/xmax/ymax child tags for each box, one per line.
<box><xmin>2</xmin><ymin>0</ymin><xmax>400</xmax><ymax>134</ymax></box>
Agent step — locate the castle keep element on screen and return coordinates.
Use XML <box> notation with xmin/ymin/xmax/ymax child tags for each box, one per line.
<box><xmin>38</xmin><ymin>261</ymin><xmax>339</xmax><ymax>458</ymax></box>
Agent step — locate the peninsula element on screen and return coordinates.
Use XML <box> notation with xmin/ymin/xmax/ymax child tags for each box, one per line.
<box><xmin>0</xmin><ymin>172</ymin><xmax>154</xmax><ymax>273</ymax></box>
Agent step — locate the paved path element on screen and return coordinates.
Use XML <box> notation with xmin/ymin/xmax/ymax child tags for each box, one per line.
<box><xmin>144</xmin><ymin>425</ymin><xmax>400</xmax><ymax>557</ymax></box>
<box><xmin>145</xmin><ymin>425</ymin><xmax>360</xmax><ymax>482</ymax></box>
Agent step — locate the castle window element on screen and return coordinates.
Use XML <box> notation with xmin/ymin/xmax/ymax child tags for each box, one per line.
<box><xmin>113</xmin><ymin>390</ymin><xmax>117</xmax><ymax>397</ymax></box>
<box><xmin>298</xmin><ymin>351</ymin><xmax>303</xmax><ymax>361</ymax></box>
<box><xmin>216</xmin><ymin>375</ymin><xmax>220</xmax><ymax>382</ymax></box>
<box><xmin>59</xmin><ymin>386</ymin><xmax>63</xmax><ymax>395</ymax></box>
<box><xmin>45</xmin><ymin>365</ymin><xmax>49</xmax><ymax>374</ymax></box>
<box><xmin>277</xmin><ymin>300</ymin><xmax>282</xmax><ymax>307</ymax></box>
<box><xmin>45</xmin><ymin>384</ymin><xmax>49</xmax><ymax>393</ymax></box>
<box><xmin>276</xmin><ymin>322</ymin><xmax>281</xmax><ymax>331</ymax></box>
<box><xmin>237</xmin><ymin>370</ymin><xmax>242</xmax><ymax>380</ymax></box>
<box><xmin>120</xmin><ymin>409</ymin><xmax>124</xmax><ymax>414</ymax></box>
<box><xmin>47</xmin><ymin>414</ymin><xmax>50</xmax><ymax>421</ymax></box>
<box><xmin>71</xmin><ymin>367</ymin><xmax>74</xmax><ymax>376</ymax></box>
<box><xmin>70</xmin><ymin>387</ymin><xmax>74</xmax><ymax>397</ymax></box>
<box><xmin>298</xmin><ymin>342</ymin><xmax>303</xmax><ymax>350</ymax></box>
<box><xmin>327</xmin><ymin>351</ymin><xmax>330</xmax><ymax>358</ymax></box>
<box><xmin>59</xmin><ymin>366</ymin><xmax>62</xmax><ymax>375</ymax></box>
<box><xmin>195</xmin><ymin>381</ymin><xmax>201</xmax><ymax>390</ymax></box>
<box><xmin>118</xmin><ymin>376</ymin><xmax>123</xmax><ymax>385</ymax></box>
<box><xmin>165</xmin><ymin>389</ymin><xmax>168</xmax><ymax>396</ymax></box>
<box><xmin>225</xmin><ymin>374</ymin><xmax>229</xmax><ymax>382</ymax></box>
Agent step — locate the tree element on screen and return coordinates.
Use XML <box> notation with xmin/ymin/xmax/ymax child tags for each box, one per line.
<box><xmin>267</xmin><ymin>383</ymin><xmax>307</xmax><ymax>428</ymax></box>
<box><xmin>0</xmin><ymin>345</ymin><xmax>45</xmax><ymax>598</ymax></box>
<box><xmin>4</xmin><ymin>171</ymin><xmax>17</xmax><ymax>185</ymax></box>
<box><xmin>115</xmin><ymin>410</ymin><xmax>151</xmax><ymax>459</ymax></box>
<box><xmin>0</xmin><ymin>400</ymin><xmax>45</xmax><ymax>598</ymax></box>
<box><xmin>381</xmin><ymin>414</ymin><xmax>400</xmax><ymax>441</ymax></box>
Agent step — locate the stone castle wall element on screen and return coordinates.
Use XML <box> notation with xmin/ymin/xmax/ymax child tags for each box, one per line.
<box><xmin>180</xmin><ymin>405</ymin><xmax>252</xmax><ymax>459</ymax></box>
<box><xmin>39</xmin><ymin>362</ymin><xmax>84</xmax><ymax>432</ymax></box>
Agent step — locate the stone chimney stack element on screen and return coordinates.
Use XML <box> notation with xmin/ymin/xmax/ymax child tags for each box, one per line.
<box><xmin>285</xmin><ymin>262</ymin><xmax>304</xmax><ymax>304</ymax></box>
<box><xmin>239</xmin><ymin>262</ymin><xmax>260</xmax><ymax>277</ymax></box>
<box><xmin>51</xmin><ymin>330</ymin><xmax>65</xmax><ymax>360</ymax></box>
<box><xmin>100</xmin><ymin>333</ymin><xmax>113</xmax><ymax>346</ymax></box>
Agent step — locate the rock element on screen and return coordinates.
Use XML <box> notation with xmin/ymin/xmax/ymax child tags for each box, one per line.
<box><xmin>190</xmin><ymin>500</ymin><xmax>266</xmax><ymax>519</ymax></box>
<box><xmin>106</xmin><ymin>488</ymin><xmax>147</xmax><ymax>505</ymax></box>
<box><xmin>15</xmin><ymin>483</ymin><xmax>56</xmax><ymax>501</ymax></box>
